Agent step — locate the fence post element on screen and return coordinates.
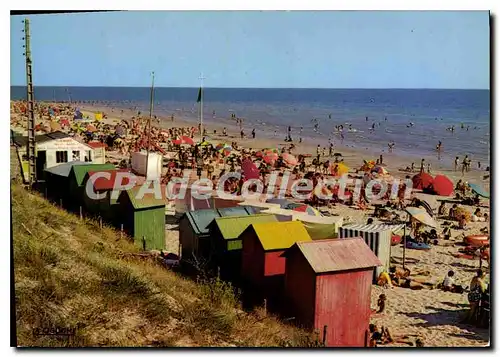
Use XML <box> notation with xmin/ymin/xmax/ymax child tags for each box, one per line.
<box><xmin>99</xmin><ymin>216</ymin><xmax>102</xmax><ymax>228</ymax></box>
<box><xmin>79</xmin><ymin>206</ymin><xmax>83</xmax><ymax>220</ymax></box>
<box><xmin>59</xmin><ymin>198</ymin><xmax>62</xmax><ymax>207</ymax></box>
<box><xmin>322</xmin><ymin>325</ymin><xmax>328</xmax><ymax>346</ymax></box>
<box><xmin>142</xmin><ymin>236</ymin><xmax>146</xmax><ymax>251</ymax></box>
<box><xmin>263</xmin><ymin>299</ymin><xmax>267</xmax><ymax>316</ymax></box>
<box><xmin>120</xmin><ymin>224</ymin><xmax>123</xmax><ymax>239</ymax></box>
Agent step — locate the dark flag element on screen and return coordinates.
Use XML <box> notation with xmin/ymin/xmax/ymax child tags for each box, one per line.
<box><xmin>197</xmin><ymin>87</ymin><xmax>202</xmax><ymax>103</ymax></box>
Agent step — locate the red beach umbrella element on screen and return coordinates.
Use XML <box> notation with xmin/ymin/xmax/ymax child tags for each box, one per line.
<box><xmin>241</xmin><ymin>158</ymin><xmax>260</xmax><ymax>180</ymax></box>
<box><xmin>282</xmin><ymin>153</ymin><xmax>298</xmax><ymax>166</ymax></box>
<box><xmin>172</xmin><ymin>139</ymin><xmax>182</xmax><ymax>145</ymax></box>
<box><xmin>180</xmin><ymin>136</ymin><xmax>194</xmax><ymax>146</ymax></box>
<box><xmin>255</xmin><ymin>151</ymin><xmax>264</xmax><ymax>158</ymax></box>
<box><xmin>431</xmin><ymin>174</ymin><xmax>454</xmax><ymax>196</ymax></box>
<box><xmin>263</xmin><ymin>151</ymin><xmax>278</xmax><ymax>164</ymax></box>
<box><xmin>412</xmin><ymin>172</ymin><xmax>434</xmax><ymax>190</ymax></box>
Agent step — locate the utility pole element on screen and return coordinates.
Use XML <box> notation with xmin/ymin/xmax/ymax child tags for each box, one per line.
<box><xmin>199</xmin><ymin>73</ymin><xmax>205</xmax><ymax>142</ymax></box>
<box><xmin>23</xmin><ymin>18</ymin><xmax>36</xmax><ymax>185</ymax></box>
<box><xmin>145</xmin><ymin>71</ymin><xmax>155</xmax><ymax>180</ymax></box>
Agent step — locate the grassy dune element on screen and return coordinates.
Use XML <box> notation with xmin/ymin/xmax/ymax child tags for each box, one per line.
<box><xmin>11</xmin><ymin>183</ymin><xmax>319</xmax><ymax>347</ymax></box>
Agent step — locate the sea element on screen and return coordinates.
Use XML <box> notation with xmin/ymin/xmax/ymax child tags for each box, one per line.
<box><xmin>11</xmin><ymin>87</ymin><xmax>490</xmax><ymax>168</ymax></box>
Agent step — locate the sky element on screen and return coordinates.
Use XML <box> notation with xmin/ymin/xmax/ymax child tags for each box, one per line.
<box><xmin>10</xmin><ymin>11</ymin><xmax>490</xmax><ymax>89</ymax></box>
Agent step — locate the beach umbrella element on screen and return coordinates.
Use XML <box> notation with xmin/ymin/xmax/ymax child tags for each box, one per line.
<box><xmin>412</xmin><ymin>172</ymin><xmax>433</xmax><ymax>190</ymax></box>
<box><xmin>360</xmin><ymin>159</ymin><xmax>376</xmax><ymax>172</ymax></box>
<box><xmin>60</xmin><ymin>118</ymin><xmax>70</xmax><ymax>127</ymax></box>
<box><xmin>405</xmin><ymin>207</ymin><xmax>437</xmax><ymax>228</ymax></box>
<box><xmin>215</xmin><ymin>143</ymin><xmax>226</xmax><ymax>150</ymax></box>
<box><xmin>264</xmin><ymin>148</ymin><xmax>279</xmax><ymax>153</ymax></box>
<box><xmin>330</xmin><ymin>162</ymin><xmax>349</xmax><ymax>177</ymax></box>
<box><xmin>431</xmin><ymin>174</ymin><xmax>454</xmax><ymax>196</ymax></box>
<box><xmin>286</xmin><ymin>203</ymin><xmax>322</xmax><ymax>216</ymax></box>
<box><xmin>172</xmin><ymin>139</ymin><xmax>182</xmax><ymax>145</ymax></box>
<box><xmin>50</xmin><ymin>121</ymin><xmax>61</xmax><ymax>132</ymax></box>
<box><xmin>468</xmin><ymin>183</ymin><xmax>489</xmax><ymax>198</ymax></box>
<box><xmin>180</xmin><ymin>136</ymin><xmax>194</xmax><ymax>146</ymax></box>
<box><xmin>115</xmin><ymin>124</ymin><xmax>126</xmax><ymax>137</ymax></box>
<box><xmin>199</xmin><ymin>141</ymin><xmax>211</xmax><ymax>146</ymax></box>
<box><xmin>221</xmin><ymin>147</ymin><xmax>233</xmax><ymax>157</ymax></box>
<box><xmin>371</xmin><ymin>165</ymin><xmax>388</xmax><ymax>175</ymax></box>
<box><xmin>255</xmin><ymin>151</ymin><xmax>264</xmax><ymax>158</ymax></box>
<box><xmin>263</xmin><ymin>151</ymin><xmax>278</xmax><ymax>164</ymax></box>
<box><xmin>241</xmin><ymin>158</ymin><xmax>260</xmax><ymax>180</ymax></box>
<box><xmin>282</xmin><ymin>153</ymin><xmax>298</xmax><ymax>166</ymax></box>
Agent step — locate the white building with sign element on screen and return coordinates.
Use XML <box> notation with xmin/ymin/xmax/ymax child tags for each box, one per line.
<box><xmin>12</xmin><ymin>131</ymin><xmax>95</xmax><ymax>181</ymax></box>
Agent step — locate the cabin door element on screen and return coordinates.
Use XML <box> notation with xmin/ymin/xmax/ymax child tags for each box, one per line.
<box><xmin>36</xmin><ymin>151</ymin><xmax>47</xmax><ymax>180</ymax></box>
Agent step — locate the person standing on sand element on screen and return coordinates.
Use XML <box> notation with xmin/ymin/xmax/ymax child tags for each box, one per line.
<box><xmin>467</xmin><ymin>269</ymin><xmax>487</xmax><ymax>323</ymax></box>
<box><xmin>223</xmin><ymin>127</ymin><xmax>227</xmax><ymax>136</ymax></box>
<box><xmin>252</xmin><ymin>129</ymin><xmax>256</xmax><ymax>139</ymax></box>
<box><xmin>462</xmin><ymin>156</ymin><xmax>468</xmax><ymax>174</ymax></box>
<box><xmin>366</xmin><ymin>116</ymin><xmax>369</xmax><ymax>122</ymax></box>
<box><xmin>329</xmin><ymin>143</ymin><xmax>333</xmax><ymax>157</ymax></box>
<box><xmin>411</xmin><ymin>162</ymin><xmax>415</xmax><ymax>172</ymax></box>
<box><xmin>316</xmin><ymin>145</ymin><xmax>321</xmax><ymax>161</ymax></box>
<box><xmin>427</xmin><ymin>163</ymin><xmax>431</xmax><ymax>174</ymax></box>
<box><xmin>379</xmin><ymin>154</ymin><xmax>383</xmax><ymax>165</ymax></box>
<box><xmin>240</xmin><ymin>130</ymin><xmax>244</xmax><ymax>139</ymax></box>
<box><xmin>420</xmin><ymin>159</ymin><xmax>425</xmax><ymax>173</ymax></box>
<box><xmin>274</xmin><ymin>130</ymin><xmax>278</xmax><ymax>137</ymax></box>
<box><xmin>454</xmin><ymin>156</ymin><xmax>459</xmax><ymax>171</ymax></box>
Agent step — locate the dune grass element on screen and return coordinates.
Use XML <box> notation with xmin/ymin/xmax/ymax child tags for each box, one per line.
<box><xmin>12</xmin><ymin>183</ymin><xmax>319</xmax><ymax>347</ymax></box>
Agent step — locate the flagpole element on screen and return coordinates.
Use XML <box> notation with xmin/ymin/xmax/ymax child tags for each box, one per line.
<box><xmin>146</xmin><ymin>71</ymin><xmax>155</xmax><ymax>179</ymax></box>
<box><xmin>199</xmin><ymin>73</ymin><xmax>205</xmax><ymax>143</ymax></box>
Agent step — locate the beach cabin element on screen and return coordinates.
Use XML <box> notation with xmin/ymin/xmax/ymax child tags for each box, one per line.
<box><xmin>237</xmin><ymin>201</ymin><xmax>281</xmax><ymax>213</ymax></box>
<box><xmin>207</xmin><ymin>214</ymin><xmax>279</xmax><ymax>282</ymax></box>
<box><xmin>338</xmin><ymin>224</ymin><xmax>401</xmax><ymax>281</ymax></box>
<box><xmin>175</xmin><ymin>187</ymin><xmax>242</xmax><ymax>219</ymax></box>
<box><xmin>240</xmin><ymin>221</ymin><xmax>312</xmax><ymax>303</ymax></box>
<box><xmin>284</xmin><ymin>238</ymin><xmax>382</xmax><ymax>347</ymax></box>
<box><xmin>178</xmin><ymin>206</ymin><xmax>256</xmax><ymax>261</ymax></box>
<box><xmin>117</xmin><ymin>186</ymin><xmax>166</xmax><ymax>251</ymax></box>
<box><xmin>86</xmin><ymin>142</ymin><xmax>107</xmax><ymax>164</ymax></box>
<box><xmin>67</xmin><ymin>163</ymin><xmax>116</xmax><ymax>210</ymax></box>
<box><xmin>12</xmin><ymin>131</ymin><xmax>95</xmax><ymax>182</ymax></box>
<box><xmin>44</xmin><ymin>161</ymin><xmax>88</xmax><ymax>202</ymax></box>
<box><xmin>260</xmin><ymin>208</ymin><xmax>344</xmax><ymax>239</ymax></box>
<box><xmin>81</xmin><ymin>169</ymin><xmax>130</xmax><ymax>221</ymax></box>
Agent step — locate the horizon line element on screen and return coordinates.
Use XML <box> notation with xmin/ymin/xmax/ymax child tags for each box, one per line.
<box><xmin>10</xmin><ymin>85</ymin><xmax>490</xmax><ymax>91</ymax></box>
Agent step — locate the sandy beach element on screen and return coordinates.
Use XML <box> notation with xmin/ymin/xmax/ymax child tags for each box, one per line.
<box><xmin>10</xmin><ymin>100</ymin><xmax>490</xmax><ymax>347</ymax></box>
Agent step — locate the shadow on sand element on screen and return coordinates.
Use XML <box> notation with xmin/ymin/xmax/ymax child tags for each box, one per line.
<box><xmin>402</xmin><ymin>307</ymin><xmax>489</xmax><ymax>343</ymax></box>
